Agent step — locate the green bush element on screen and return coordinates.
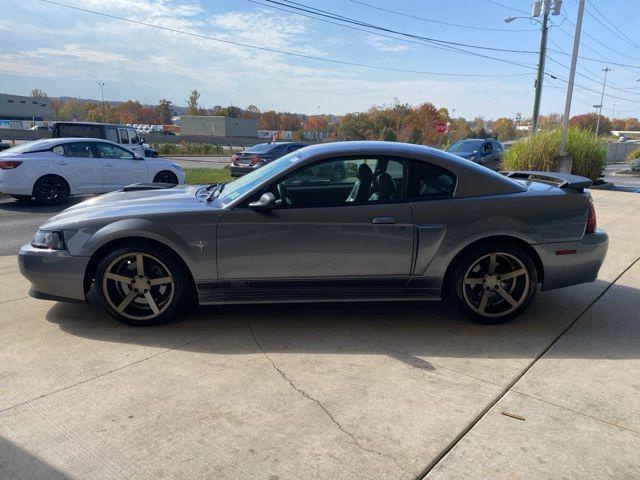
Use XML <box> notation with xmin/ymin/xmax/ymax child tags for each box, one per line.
<box><xmin>501</xmin><ymin>127</ymin><xmax>606</xmax><ymax>181</ymax></box>
<box><xmin>625</xmin><ymin>147</ymin><xmax>640</xmax><ymax>162</ymax></box>
<box><xmin>154</xmin><ymin>142</ymin><xmax>224</xmax><ymax>156</ymax></box>
<box><xmin>629</xmin><ymin>158</ymin><xmax>640</xmax><ymax>173</ymax></box>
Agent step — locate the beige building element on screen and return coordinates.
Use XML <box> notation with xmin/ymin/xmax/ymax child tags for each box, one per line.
<box><xmin>179</xmin><ymin>115</ymin><xmax>258</xmax><ymax>137</ymax></box>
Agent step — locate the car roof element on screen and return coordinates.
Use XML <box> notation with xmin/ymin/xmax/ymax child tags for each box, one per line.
<box><xmin>53</xmin><ymin>121</ymin><xmax>133</xmax><ymax>128</ymax></box>
<box><xmin>16</xmin><ymin>137</ymin><xmax>122</xmax><ymax>153</ymax></box>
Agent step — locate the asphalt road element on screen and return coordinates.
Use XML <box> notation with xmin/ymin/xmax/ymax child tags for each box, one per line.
<box><xmin>603</xmin><ymin>163</ymin><xmax>640</xmax><ymax>192</ymax></box>
<box><xmin>0</xmin><ymin>197</ymin><xmax>90</xmax><ymax>256</ymax></box>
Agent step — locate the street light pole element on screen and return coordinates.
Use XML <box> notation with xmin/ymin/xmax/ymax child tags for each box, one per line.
<box><xmin>595</xmin><ymin>67</ymin><xmax>611</xmax><ymax>137</ymax></box>
<box><xmin>531</xmin><ymin>0</ymin><xmax>550</xmax><ymax>133</ymax></box>
<box><xmin>557</xmin><ymin>0</ymin><xmax>585</xmax><ymax>172</ymax></box>
<box><xmin>98</xmin><ymin>82</ymin><xmax>105</xmax><ymax>122</ymax></box>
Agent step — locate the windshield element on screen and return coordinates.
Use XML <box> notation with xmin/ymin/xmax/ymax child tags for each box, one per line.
<box><xmin>244</xmin><ymin>143</ymin><xmax>276</xmax><ymax>154</ymax></box>
<box><xmin>0</xmin><ymin>140</ymin><xmax>45</xmax><ymax>156</ymax></box>
<box><xmin>216</xmin><ymin>150</ymin><xmax>304</xmax><ymax>203</ymax></box>
<box><xmin>447</xmin><ymin>140</ymin><xmax>483</xmax><ymax>153</ymax></box>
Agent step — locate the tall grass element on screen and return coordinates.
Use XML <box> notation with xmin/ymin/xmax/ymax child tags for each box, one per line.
<box><xmin>625</xmin><ymin>147</ymin><xmax>640</xmax><ymax>162</ymax></box>
<box><xmin>501</xmin><ymin>127</ymin><xmax>606</xmax><ymax>181</ymax></box>
<box><xmin>154</xmin><ymin>142</ymin><xmax>226</xmax><ymax>156</ymax></box>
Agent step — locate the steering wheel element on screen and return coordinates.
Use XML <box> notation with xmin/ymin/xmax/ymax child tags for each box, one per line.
<box><xmin>277</xmin><ymin>182</ymin><xmax>293</xmax><ymax>206</ymax></box>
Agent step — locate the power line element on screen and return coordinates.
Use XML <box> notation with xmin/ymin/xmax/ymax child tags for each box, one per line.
<box><xmin>37</xmin><ymin>0</ymin><xmax>534</xmax><ymax>78</ymax></box>
<box><xmin>266</xmin><ymin>0</ymin><xmax>539</xmax><ymax>54</ymax></box>
<box><xmin>483</xmin><ymin>0</ymin><xmax>530</xmax><ymax>15</ymax></box>
<box><xmin>348</xmin><ymin>0</ymin><xmax>537</xmax><ymax>32</ymax></box>
<box><xmin>583</xmin><ymin>0</ymin><xmax>640</xmax><ymax>51</ymax></box>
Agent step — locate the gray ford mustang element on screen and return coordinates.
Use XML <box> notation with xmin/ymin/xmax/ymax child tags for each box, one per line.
<box><xmin>19</xmin><ymin>141</ymin><xmax>608</xmax><ymax>326</ymax></box>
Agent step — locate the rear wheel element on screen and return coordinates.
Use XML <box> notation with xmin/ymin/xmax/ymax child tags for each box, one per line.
<box><xmin>153</xmin><ymin>171</ymin><xmax>178</xmax><ymax>185</ymax></box>
<box><xmin>33</xmin><ymin>175</ymin><xmax>70</xmax><ymax>205</ymax></box>
<box><xmin>450</xmin><ymin>243</ymin><xmax>538</xmax><ymax>324</ymax></box>
<box><xmin>95</xmin><ymin>244</ymin><xmax>188</xmax><ymax>326</ymax></box>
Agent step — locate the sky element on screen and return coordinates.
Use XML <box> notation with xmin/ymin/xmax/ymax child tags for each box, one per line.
<box><xmin>1</xmin><ymin>0</ymin><xmax>640</xmax><ymax>119</ymax></box>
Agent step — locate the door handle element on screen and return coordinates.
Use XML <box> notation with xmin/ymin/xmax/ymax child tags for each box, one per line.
<box><xmin>104</xmin><ymin>162</ymin><xmax>114</xmax><ymax>167</ymax></box>
<box><xmin>371</xmin><ymin>216</ymin><xmax>397</xmax><ymax>224</ymax></box>
<box><xmin>56</xmin><ymin>161</ymin><xmax>68</xmax><ymax>166</ymax></box>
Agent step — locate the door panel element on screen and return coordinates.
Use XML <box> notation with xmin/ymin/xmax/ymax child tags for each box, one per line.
<box><xmin>50</xmin><ymin>144</ymin><xmax>103</xmax><ymax>192</ymax></box>
<box><xmin>217</xmin><ymin>203</ymin><xmax>414</xmax><ymax>291</ymax></box>
<box><xmin>93</xmin><ymin>142</ymin><xmax>148</xmax><ymax>189</ymax></box>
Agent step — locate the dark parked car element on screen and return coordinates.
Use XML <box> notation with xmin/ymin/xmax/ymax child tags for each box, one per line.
<box><xmin>19</xmin><ymin>141</ymin><xmax>607</xmax><ymax>326</ymax></box>
<box><xmin>52</xmin><ymin>122</ymin><xmax>147</xmax><ymax>158</ymax></box>
<box><xmin>230</xmin><ymin>142</ymin><xmax>307</xmax><ymax>177</ymax></box>
<box><xmin>447</xmin><ymin>138</ymin><xmax>504</xmax><ymax>171</ymax></box>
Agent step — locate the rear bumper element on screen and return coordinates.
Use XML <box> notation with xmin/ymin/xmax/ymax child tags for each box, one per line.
<box><xmin>230</xmin><ymin>165</ymin><xmax>261</xmax><ymax>177</ymax></box>
<box><xmin>18</xmin><ymin>244</ymin><xmax>89</xmax><ymax>302</ymax></box>
<box><xmin>534</xmin><ymin>229</ymin><xmax>609</xmax><ymax>291</ymax></box>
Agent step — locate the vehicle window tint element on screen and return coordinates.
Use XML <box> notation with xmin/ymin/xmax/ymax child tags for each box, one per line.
<box><xmin>105</xmin><ymin>128</ymin><xmax>118</xmax><ymax>143</ymax></box>
<box><xmin>286</xmin><ymin>144</ymin><xmax>301</xmax><ymax>153</ymax></box>
<box><xmin>408</xmin><ymin>161</ymin><xmax>456</xmax><ymax>199</ymax></box>
<box><xmin>270</xmin><ymin>157</ymin><xmax>406</xmax><ymax>208</ymax></box>
<box><xmin>57</xmin><ymin>124</ymin><xmax>102</xmax><ymax>139</ymax></box>
<box><xmin>52</xmin><ymin>145</ymin><xmax>65</xmax><ymax>156</ymax></box>
<box><xmin>64</xmin><ymin>142</ymin><xmax>94</xmax><ymax>158</ymax></box>
<box><xmin>94</xmin><ymin>143</ymin><xmax>135</xmax><ymax>160</ymax></box>
<box><xmin>482</xmin><ymin>142</ymin><xmax>493</xmax><ymax>154</ymax></box>
<box><xmin>119</xmin><ymin>129</ymin><xmax>129</xmax><ymax>144</ymax></box>
<box><xmin>129</xmin><ymin>129</ymin><xmax>140</xmax><ymax>144</ymax></box>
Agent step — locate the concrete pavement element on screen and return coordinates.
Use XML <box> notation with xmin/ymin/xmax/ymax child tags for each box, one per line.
<box><xmin>0</xmin><ymin>190</ymin><xmax>639</xmax><ymax>479</ymax></box>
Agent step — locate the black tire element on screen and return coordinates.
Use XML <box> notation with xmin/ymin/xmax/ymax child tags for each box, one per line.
<box><xmin>95</xmin><ymin>243</ymin><xmax>189</xmax><ymax>326</ymax></box>
<box><xmin>449</xmin><ymin>243</ymin><xmax>538</xmax><ymax>324</ymax></box>
<box><xmin>153</xmin><ymin>171</ymin><xmax>178</xmax><ymax>184</ymax></box>
<box><xmin>33</xmin><ymin>175</ymin><xmax>70</xmax><ymax>205</ymax></box>
<box><xmin>11</xmin><ymin>195</ymin><xmax>32</xmax><ymax>202</ymax></box>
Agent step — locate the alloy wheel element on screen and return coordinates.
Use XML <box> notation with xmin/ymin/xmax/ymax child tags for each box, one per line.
<box><xmin>461</xmin><ymin>252</ymin><xmax>530</xmax><ymax>318</ymax></box>
<box><xmin>102</xmin><ymin>252</ymin><xmax>175</xmax><ymax>321</ymax></box>
<box><xmin>37</xmin><ymin>179</ymin><xmax>66</xmax><ymax>203</ymax></box>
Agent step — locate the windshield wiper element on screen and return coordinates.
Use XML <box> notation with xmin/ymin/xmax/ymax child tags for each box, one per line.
<box><xmin>206</xmin><ymin>182</ymin><xmax>226</xmax><ymax>202</ymax></box>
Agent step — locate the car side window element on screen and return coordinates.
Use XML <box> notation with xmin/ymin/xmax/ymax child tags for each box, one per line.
<box><xmin>266</xmin><ymin>156</ymin><xmax>407</xmax><ymax>208</ymax></box>
<box><xmin>118</xmin><ymin>129</ymin><xmax>129</xmax><ymax>144</ymax></box>
<box><xmin>407</xmin><ymin>160</ymin><xmax>456</xmax><ymax>199</ymax></box>
<box><xmin>105</xmin><ymin>127</ymin><xmax>119</xmax><ymax>143</ymax></box>
<box><xmin>286</xmin><ymin>144</ymin><xmax>301</xmax><ymax>153</ymax></box>
<box><xmin>94</xmin><ymin>143</ymin><xmax>135</xmax><ymax>160</ymax></box>
<box><xmin>482</xmin><ymin>142</ymin><xmax>493</xmax><ymax>154</ymax></box>
<box><xmin>64</xmin><ymin>142</ymin><xmax>94</xmax><ymax>158</ymax></box>
<box><xmin>129</xmin><ymin>129</ymin><xmax>140</xmax><ymax>144</ymax></box>
<box><xmin>52</xmin><ymin>145</ymin><xmax>65</xmax><ymax>156</ymax></box>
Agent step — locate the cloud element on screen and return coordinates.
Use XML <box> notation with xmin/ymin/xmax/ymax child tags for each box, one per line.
<box><xmin>366</xmin><ymin>35</ymin><xmax>412</xmax><ymax>53</ymax></box>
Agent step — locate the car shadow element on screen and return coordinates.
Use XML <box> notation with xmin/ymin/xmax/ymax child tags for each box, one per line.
<box><xmin>0</xmin><ymin>196</ymin><xmax>91</xmax><ymax>213</ymax></box>
<box><xmin>44</xmin><ymin>279</ymin><xmax>639</xmax><ymax>364</ymax></box>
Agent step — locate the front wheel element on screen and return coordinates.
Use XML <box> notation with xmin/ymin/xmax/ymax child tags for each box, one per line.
<box><xmin>95</xmin><ymin>244</ymin><xmax>189</xmax><ymax>326</ymax></box>
<box><xmin>449</xmin><ymin>244</ymin><xmax>538</xmax><ymax>324</ymax></box>
<box><xmin>153</xmin><ymin>171</ymin><xmax>178</xmax><ymax>185</ymax></box>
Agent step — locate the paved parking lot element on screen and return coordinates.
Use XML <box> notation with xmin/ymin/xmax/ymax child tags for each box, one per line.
<box><xmin>1</xmin><ymin>189</ymin><xmax>639</xmax><ymax>479</ymax></box>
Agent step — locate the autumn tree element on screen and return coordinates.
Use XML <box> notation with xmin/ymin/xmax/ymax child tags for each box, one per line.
<box><xmin>259</xmin><ymin>110</ymin><xmax>280</xmax><ymax>130</ymax></box>
<box><xmin>187</xmin><ymin>90</ymin><xmax>200</xmax><ymax>115</ymax></box>
<box><xmin>379</xmin><ymin>126</ymin><xmax>397</xmax><ymax>141</ymax></box>
<box><xmin>492</xmin><ymin>117</ymin><xmax>517</xmax><ymax>141</ymax></box>
<box><xmin>472</xmin><ymin>117</ymin><xmax>487</xmax><ymax>138</ymax></box>
<box><xmin>338</xmin><ymin>112</ymin><xmax>372</xmax><ymax>140</ymax></box>
<box><xmin>538</xmin><ymin>113</ymin><xmax>561</xmax><ymax>130</ymax></box>
<box><xmin>449</xmin><ymin>117</ymin><xmax>472</xmax><ymax>142</ymax></box>
<box><xmin>569</xmin><ymin>113</ymin><xmax>611</xmax><ymax>135</ymax></box>
<box><xmin>156</xmin><ymin>99</ymin><xmax>173</xmax><ymax>124</ymax></box>
<box><xmin>242</xmin><ymin>105</ymin><xmax>261</xmax><ymax>120</ymax></box>
<box><xmin>624</xmin><ymin>117</ymin><xmax>640</xmax><ymax>131</ymax></box>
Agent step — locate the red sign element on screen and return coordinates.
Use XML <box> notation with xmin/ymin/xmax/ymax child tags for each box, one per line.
<box><xmin>436</xmin><ymin>122</ymin><xmax>447</xmax><ymax>134</ymax></box>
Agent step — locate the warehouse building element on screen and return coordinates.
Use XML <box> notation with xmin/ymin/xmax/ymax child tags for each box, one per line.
<box><xmin>179</xmin><ymin>115</ymin><xmax>257</xmax><ymax>137</ymax></box>
<box><xmin>0</xmin><ymin>93</ymin><xmax>53</xmax><ymax>121</ymax></box>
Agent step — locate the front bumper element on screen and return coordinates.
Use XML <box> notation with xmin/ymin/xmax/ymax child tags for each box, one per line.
<box><xmin>18</xmin><ymin>244</ymin><xmax>89</xmax><ymax>303</ymax></box>
<box><xmin>534</xmin><ymin>229</ymin><xmax>609</xmax><ymax>291</ymax></box>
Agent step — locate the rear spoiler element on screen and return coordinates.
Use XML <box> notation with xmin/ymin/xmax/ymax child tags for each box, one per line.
<box><xmin>122</xmin><ymin>183</ymin><xmax>176</xmax><ymax>192</ymax></box>
<box><xmin>501</xmin><ymin>171</ymin><xmax>592</xmax><ymax>190</ymax></box>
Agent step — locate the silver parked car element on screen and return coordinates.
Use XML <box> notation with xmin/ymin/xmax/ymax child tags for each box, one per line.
<box><xmin>19</xmin><ymin>141</ymin><xmax>608</xmax><ymax>326</ymax></box>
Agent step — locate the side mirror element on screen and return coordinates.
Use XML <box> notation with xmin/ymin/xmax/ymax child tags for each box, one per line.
<box><xmin>140</xmin><ymin>137</ymin><xmax>145</xmax><ymax>144</ymax></box>
<box><xmin>134</xmin><ymin>154</ymin><xmax>144</xmax><ymax>160</ymax></box>
<box><xmin>248</xmin><ymin>192</ymin><xmax>276</xmax><ymax>210</ymax></box>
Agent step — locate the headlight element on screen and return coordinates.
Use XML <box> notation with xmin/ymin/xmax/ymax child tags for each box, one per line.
<box><xmin>31</xmin><ymin>230</ymin><xmax>65</xmax><ymax>250</ymax></box>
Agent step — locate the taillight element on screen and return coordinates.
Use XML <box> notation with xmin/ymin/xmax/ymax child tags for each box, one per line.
<box><xmin>586</xmin><ymin>203</ymin><xmax>597</xmax><ymax>234</ymax></box>
<box><xmin>0</xmin><ymin>160</ymin><xmax>22</xmax><ymax>169</ymax></box>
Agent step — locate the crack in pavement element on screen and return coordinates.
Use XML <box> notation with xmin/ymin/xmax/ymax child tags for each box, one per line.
<box><xmin>245</xmin><ymin>320</ymin><xmax>405</xmax><ymax>472</ymax></box>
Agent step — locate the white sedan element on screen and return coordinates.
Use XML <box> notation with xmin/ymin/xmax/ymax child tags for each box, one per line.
<box><xmin>0</xmin><ymin>138</ymin><xmax>185</xmax><ymax>204</ymax></box>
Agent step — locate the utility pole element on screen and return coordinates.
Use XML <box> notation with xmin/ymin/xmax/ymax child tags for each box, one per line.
<box><xmin>595</xmin><ymin>67</ymin><xmax>611</xmax><ymax>137</ymax></box>
<box><xmin>531</xmin><ymin>0</ymin><xmax>550</xmax><ymax>133</ymax></box>
<box><xmin>98</xmin><ymin>82</ymin><xmax>105</xmax><ymax>122</ymax></box>
<box><xmin>557</xmin><ymin>0</ymin><xmax>585</xmax><ymax>172</ymax></box>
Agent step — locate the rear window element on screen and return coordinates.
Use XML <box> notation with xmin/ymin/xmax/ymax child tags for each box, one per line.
<box><xmin>105</xmin><ymin>127</ymin><xmax>118</xmax><ymax>143</ymax></box>
<box><xmin>447</xmin><ymin>140</ymin><xmax>483</xmax><ymax>153</ymax></box>
<box><xmin>244</xmin><ymin>143</ymin><xmax>277</xmax><ymax>154</ymax></box>
<box><xmin>55</xmin><ymin>124</ymin><xmax>103</xmax><ymax>139</ymax></box>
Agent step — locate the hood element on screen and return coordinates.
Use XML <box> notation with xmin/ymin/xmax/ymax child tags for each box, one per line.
<box><xmin>449</xmin><ymin>150</ymin><xmax>478</xmax><ymax>159</ymax></box>
<box><xmin>41</xmin><ymin>185</ymin><xmax>214</xmax><ymax>229</ymax></box>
